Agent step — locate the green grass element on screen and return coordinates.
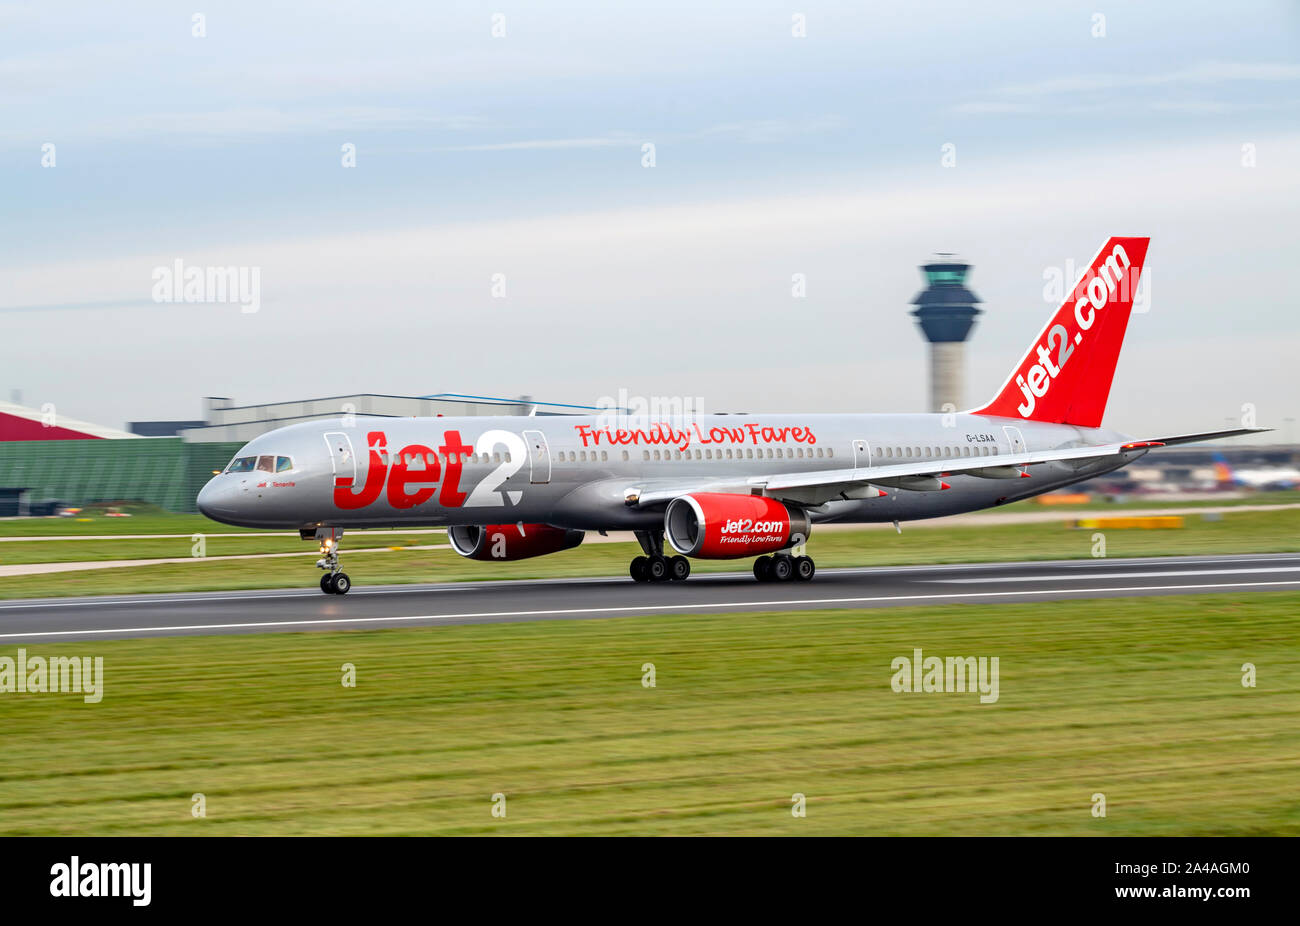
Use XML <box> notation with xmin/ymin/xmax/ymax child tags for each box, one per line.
<box><xmin>0</xmin><ymin>503</ymin><xmax>256</xmax><ymax>537</ymax></box>
<box><xmin>0</xmin><ymin>593</ymin><xmax>1295</xmax><ymax>835</ymax></box>
<box><xmin>1</xmin><ymin>507</ymin><xmax>1296</xmax><ymax>599</ymax></box>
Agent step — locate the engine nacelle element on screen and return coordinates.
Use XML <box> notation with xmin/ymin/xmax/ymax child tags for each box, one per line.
<box><xmin>447</xmin><ymin>523</ymin><xmax>584</xmax><ymax>561</ymax></box>
<box><xmin>665</xmin><ymin>493</ymin><xmax>811</xmax><ymax>559</ymax></box>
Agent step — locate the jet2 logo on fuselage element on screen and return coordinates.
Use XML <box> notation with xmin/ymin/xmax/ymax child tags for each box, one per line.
<box><xmin>332</xmin><ymin>429</ymin><xmax>526</xmax><ymax>511</ymax></box>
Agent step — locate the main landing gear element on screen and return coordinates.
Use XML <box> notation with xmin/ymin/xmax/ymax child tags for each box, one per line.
<box><xmin>753</xmin><ymin>553</ymin><xmax>815</xmax><ymax>582</ymax></box>
<box><xmin>312</xmin><ymin>527</ymin><xmax>352</xmax><ymax>595</ymax></box>
<box><xmin>629</xmin><ymin>529</ymin><xmax>691</xmax><ymax>583</ymax></box>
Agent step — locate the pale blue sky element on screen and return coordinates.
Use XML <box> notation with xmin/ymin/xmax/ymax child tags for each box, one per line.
<box><xmin>3</xmin><ymin>1</ymin><xmax>1299</xmax><ymax>438</ymax></box>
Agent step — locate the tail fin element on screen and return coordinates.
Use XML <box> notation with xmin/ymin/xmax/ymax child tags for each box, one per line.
<box><xmin>1211</xmin><ymin>452</ymin><xmax>1236</xmax><ymax>487</ymax></box>
<box><xmin>973</xmin><ymin>236</ymin><xmax>1149</xmax><ymax>428</ymax></box>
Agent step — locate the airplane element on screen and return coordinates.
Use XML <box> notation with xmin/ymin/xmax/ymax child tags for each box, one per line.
<box><xmin>197</xmin><ymin>236</ymin><xmax>1267</xmax><ymax>594</ymax></box>
<box><xmin>1212</xmin><ymin>453</ymin><xmax>1300</xmax><ymax>490</ymax></box>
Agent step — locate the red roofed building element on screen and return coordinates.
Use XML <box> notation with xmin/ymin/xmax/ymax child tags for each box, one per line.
<box><xmin>0</xmin><ymin>401</ymin><xmax>139</xmax><ymax>441</ymax></box>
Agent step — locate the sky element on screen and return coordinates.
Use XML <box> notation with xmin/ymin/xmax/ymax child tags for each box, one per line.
<box><xmin>2</xmin><ymin>0</ymin><xmax>1299</xmax><ymax>441</ymax></box>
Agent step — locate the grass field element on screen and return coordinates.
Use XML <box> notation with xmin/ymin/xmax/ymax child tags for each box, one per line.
<box><xmin>0</xmin><ymin>592</ymin><xmax>1295</xmax><ymax>835</ymax></box>
<box><xmin>1</xmin><ymin>505</ymin><xmax>1296</xmax><ymax>599</ymax></box>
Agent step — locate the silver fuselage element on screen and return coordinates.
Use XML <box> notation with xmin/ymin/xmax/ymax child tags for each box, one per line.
<box><xmin>197</xmin><ymin>412</ymin><xmax>1136</xmax><ymax>531</ymax></box>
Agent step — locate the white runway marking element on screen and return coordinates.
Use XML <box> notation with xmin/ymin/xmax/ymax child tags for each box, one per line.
<box><xmin>1</xmin><ymin>579</ymin><xmax>1298</xmax><ymax>639</ymax></box>
<box><xmin>939</xmin><ymin>566</ymin><xmax>1300</xmax><ymax>583</ymax></box>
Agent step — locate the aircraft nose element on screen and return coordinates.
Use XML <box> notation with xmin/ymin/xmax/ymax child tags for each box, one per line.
<box><xmin>197</xmin><ymin>478</ymin><xmax>235</xmax><ymax>519</ymax></box>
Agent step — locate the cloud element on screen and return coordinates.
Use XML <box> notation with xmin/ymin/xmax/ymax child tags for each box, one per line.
<box><xmin>700</xmin><ymin>116</ymin><xmax>848</xmax><ymax>144</ymax></box>
<box><xmin>995</xmin><ymin>60</ymin><xmax>1300</xmax><ymax>97</ymax></box>
<box><xmin>430</xmin><ymin>118</ymin><xmax>847</xmax><ymax>154</ymax></box>
<box><xmin>0</xmin><ymin>106</ymin><xmax>491</xmax><ymax>147</ymax></box>
<box><xmin>435</xmin><ymin>135</ymin><xmax>638</xmax><ymax>152</ymax></box>
<box><xmin>951</xmin><ymin>101</ymin><xmax>1040</xmax><ymax>115</ymax></box>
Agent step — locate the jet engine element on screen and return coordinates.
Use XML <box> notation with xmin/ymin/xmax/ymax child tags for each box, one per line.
<box><xmin>447</xmin><ymin>523</ymin><xmax>584</xmax><ymax>561</ymax></box>
<box><xmin>664</xmin><ymin>493</ymin><xmax>811</xmax><ymax>559</ymax></box>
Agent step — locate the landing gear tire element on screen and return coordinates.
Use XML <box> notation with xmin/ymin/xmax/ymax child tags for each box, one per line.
<box><xmin>754</xmin><ymin>555</ymin><xmax>773</xmax><ymax>582</ymax></box>
<box><xmin>314</xmin><ymin>529</ymin><xmax>350</xmax><ymax>593</ymax></box>
<box><xmin>771</xmin><ymin>555</ymin><xmax>795</xmax><ymax>582</ymax></box>
<box><xmin>795</xmin><ymin>556</ymin><xmax>816</xmax><ymax>581</ymax></box>
<box><xmin>630</xmin><ymin>556</ymin><xmax>650</xmax><ymax>583</ymax></box>
<box><xmin>669</xmin><ymin>555</ymin><xmax>691</xmax><ymax>581</ymax></box>
<box><xmin>647</xmin><ymin>555</ymin><xmax>670</xmax><ymax>582</ymax></box>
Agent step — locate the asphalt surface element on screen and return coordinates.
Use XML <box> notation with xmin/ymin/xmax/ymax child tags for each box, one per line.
<box><xmin>0</xmin><ymin>552</ymin><xmax>1297</xmax><ymax>642</ymax></box>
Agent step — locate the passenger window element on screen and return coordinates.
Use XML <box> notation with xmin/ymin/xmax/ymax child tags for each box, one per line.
<box><xmin>622</xmin><ymin>451</ymin><xmax>629</xmax><ymax>461</ymax></box>
<box><xmin>642</xmin><ymin>451</ymin><xmax>650</xmax><ymax>461</ymax></box>
<box><xmin>827</xmin><ymin>448</ymin><xmax>833</xmax><ymax>458</ymax></box>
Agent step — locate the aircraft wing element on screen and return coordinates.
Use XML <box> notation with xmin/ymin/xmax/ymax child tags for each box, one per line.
<box><xmin>1139</xmin><ymin>427</ymin><xmax>1271</xmax><ymax>446</ymax></box>
<box><xmin>627</xmin><ymin>427</ymin><xmax>1272</xmax><ymax>508</ymax></box>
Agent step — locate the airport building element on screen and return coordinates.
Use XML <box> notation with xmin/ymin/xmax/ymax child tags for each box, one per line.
<box><xmin>0</xmin><ymin>392</ymin><xmax>605</xmax><ymax>515</ymax></box>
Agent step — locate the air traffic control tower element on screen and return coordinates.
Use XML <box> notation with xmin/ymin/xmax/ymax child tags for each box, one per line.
<box><xmin>911</xmin><ymin>256</ymin><xmax>982</xmax><ymax>413</ymax></box>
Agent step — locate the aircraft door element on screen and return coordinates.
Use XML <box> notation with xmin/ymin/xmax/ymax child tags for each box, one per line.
<box><xmin>1002</xmin><ymin>426</ymin><xmax>1027</xmax><ymax>455</ymax></box>
<box><xmin>522</xmin><ymin>429</ymin><xmax>551</xmax><ymax>484</ymax></box>
<box><xmin>852</xmin><ymin>439</ymin><xmax>871</xmax><ymax>473</ymax></box>
<box><xmin>324</xmin><ymin>431</ymin><xmax>357</xmax><ymax>489</ymax></box>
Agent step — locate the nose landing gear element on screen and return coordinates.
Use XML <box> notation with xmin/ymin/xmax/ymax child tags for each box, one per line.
<box><xmin>311</xmin><ymin>527</ymin><xmax>351</xmax><ymax>594</ymax></box>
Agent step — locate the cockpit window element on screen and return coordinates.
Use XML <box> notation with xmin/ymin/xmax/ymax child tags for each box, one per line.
<box><xmin>257</xmin><ymin>455</ymin><xmax>276</xmax><ymax>473</ymax></box>
<box><xmin>276</xmin><ymin>456</ymin><xmax>293</xmax><ymax>472</ymax></box>
<box><xmin>226</xmin><ymin>456</ymin><xmax>257</xmax><ymax>473</ymax></box>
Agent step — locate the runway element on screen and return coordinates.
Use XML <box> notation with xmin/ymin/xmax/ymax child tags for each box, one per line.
<box><xmin>0</xmin><ymin>552</ymin><xmax>1297</xmax><ymax>642</ymax></box>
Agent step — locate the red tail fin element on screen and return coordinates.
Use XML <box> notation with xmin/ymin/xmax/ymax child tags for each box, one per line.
<box><xmin>972</xmin><ymin>236</ymin><xmax>1149</xmax><ymax>428</ymax></box>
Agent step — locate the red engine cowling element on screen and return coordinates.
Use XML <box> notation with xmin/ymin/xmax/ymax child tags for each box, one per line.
<box><xmin>665</xmin><ymin>493</ymin><xmax>811</xmax><ymax>559</ymax></box>
<box><xmin>447</xmin><ymin>523</ymin><xmax>584</xmax><ymax>561</ymax></box>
